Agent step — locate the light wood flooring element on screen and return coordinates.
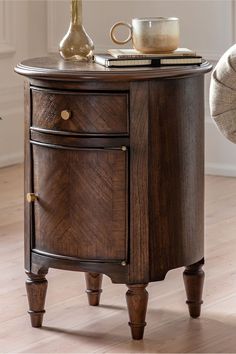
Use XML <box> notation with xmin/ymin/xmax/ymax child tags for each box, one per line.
<box><xmin>1</xmin><ymin>164</ymin><xmax>236</xmax><ymax>353</ymax></box>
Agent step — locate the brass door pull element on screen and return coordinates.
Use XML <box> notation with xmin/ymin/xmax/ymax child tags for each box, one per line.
<box><xmin>26</xmin><ymin>193</ymin><xmax>38</xmax><ymax>203</ymax></box>
<box><xmin>61</xmin><ymin>110</ymin><xmax>71</xmax><ymax>120</ymax></box>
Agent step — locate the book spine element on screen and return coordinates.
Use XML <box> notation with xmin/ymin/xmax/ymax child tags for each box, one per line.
<box><xmin>94</xmin><ymin>56</ymin><xmax>202</xmax><ymax>68</ymax></box>
<box><xmin>150</xmin><ymin>57</ymin><xmax>202</xmax><ymax>66</ymax></box>
<box><xmin>113</xmin><ymin>53</ymin><xmax>197</xmax><ymax>59</ymax></box>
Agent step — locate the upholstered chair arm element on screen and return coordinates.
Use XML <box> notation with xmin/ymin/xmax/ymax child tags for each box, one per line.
<box><xmin>209</xmin><ymin>44</ymin><xmax>236</xmax><ymax>144</ymax></box>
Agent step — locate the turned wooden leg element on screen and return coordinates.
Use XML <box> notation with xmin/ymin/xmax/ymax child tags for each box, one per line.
<box><xmin>25</xmin><ymin>272</ymin><xmax>48</xmax><ymax>327</ymax></box>
<box><xmin>126</xmin><ymin>284</ymin><xmax>149</xmax><ymax>340</ymax></box>
<box><xmin>85</xmin><ymin>272</ymin><xmax>103</xmax><ymax>306</ymax></box>
<box><xmin>183</xmin><ymin>259</ymin><xmax>205</xmax><ymax>318</ymax></box>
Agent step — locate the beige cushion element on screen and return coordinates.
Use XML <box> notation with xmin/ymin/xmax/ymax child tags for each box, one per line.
<box><xmin>209</xmin><ymin>44</ymin><xmax>236</xmax><ymax>143</ymax></box>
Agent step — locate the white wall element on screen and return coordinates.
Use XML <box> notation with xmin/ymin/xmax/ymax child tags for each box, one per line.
<box><xmin>0</xmin><ymin>0</ymin><xmax>27</xmax><ymax>167</ymax></box>
<box><xmin>1</xmin><ymin>0</ymin><xmax>236</xmax><ymax>176</ymax></box>
<box><xmin>0</xmin><ymin>0</ymin><xmax>47</xmax><ymax>167</ymax></box>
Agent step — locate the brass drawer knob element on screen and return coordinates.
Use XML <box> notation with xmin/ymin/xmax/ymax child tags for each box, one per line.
<box><xmin>26</xmin><ymin>193</ymin><xmax>38</xmax><ymax>203</ymax></box>
<box><xmin>61</xmin><ymin>110</ymin><xmax>71</xmax><ymax>120</ymax></box>
<box><xmin>121</xmin><ymin>146</ymin><xmax>127</xmax><ymax>151</ymax></box>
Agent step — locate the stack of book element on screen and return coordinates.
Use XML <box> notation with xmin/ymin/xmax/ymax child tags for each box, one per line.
<box><xmin>94</xmin><ymin>48</ymin><xmax>202</xmax><ymax>68</ymax></box>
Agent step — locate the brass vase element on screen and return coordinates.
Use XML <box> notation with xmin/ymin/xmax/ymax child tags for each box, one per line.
<box><xmin>59</xmin><ymin>0</ymin><xmax>94</xmax><ymax>62</ymax></box>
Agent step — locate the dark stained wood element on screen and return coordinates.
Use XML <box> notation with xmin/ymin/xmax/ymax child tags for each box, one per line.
<box><xmin>126</xmin><ymin>284</ymin><xmax>149</xmax><ymax>340</ymax></box>
<box><xmin>30</xmin><ymin>127</ymin><xmax>128</xmax><ymax>138</ymax></box>
<box><xmin>129</xmin><ymin>81</ymin><xmax>149</xmax><ymax>284</ymax></box>
<box><xmin>30</xmin><ymin>80</ymin><xmax>130</xmax><ymax>92</ymax></box>
<box><xmin>25</xmin><ymin>271</ymin><xmax>48</xmax><ymax>327</ymax></box>
<box><xmin>85</xmin><ymin>273</ymin><xmax>103</xmax><ymax>306</ymax></box>
<box><xmin>24</xmin><ymin>81</ymin><xmax>32</xmax><ymax>272</ymax></box>
<box><xmin>16</xmin><ymin>57</ymin><xmax>212</xmax><ymax>339</ymax></box>
<box><xmin>183</xmin><ymin>259</ymin><xmax>205</xmax><ymax>318</ymax></box>
<box><xmin>32</xmin><ymin>89</ymin><xmax>129</xmax><ymax>135</ymax></box>
<box><xmin>148</xmin><ymin>76</ymin><xmax>205</xmax><ymax>281</ymax></box>
<box><xmin>31</xmin><ymin>252</ymin><xmax>128</xmax><ymax>284</ymax></box>
<box><xmin>32</xmin><ymin>144</ymin><xmax>128</xmax><ymax>263</ymax></box>
<box><xmin>15</xmin><ymin>55</ymin><xmax>212</xmax><ymax>81</ymax></box>
<box><xmin>30</xmin><ymin>129</ymin><xmax>129</xmax><ymax>148</ymax></box>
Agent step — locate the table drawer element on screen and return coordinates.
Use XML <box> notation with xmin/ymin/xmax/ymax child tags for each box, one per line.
<box><xmin>31</xmin><ymin>89</ymin><xmax>129</xmax><ymax>135</ymax></box>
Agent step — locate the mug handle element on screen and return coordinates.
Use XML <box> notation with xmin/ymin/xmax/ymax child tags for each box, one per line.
<box><xmin>110</xmin><ymin>22</ymin><xmax>132</xmax><ymax>45</ymax></box>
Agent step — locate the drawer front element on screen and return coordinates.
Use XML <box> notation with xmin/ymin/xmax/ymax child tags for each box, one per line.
<box><xmin>32</xmin><ymin>89</ymin><xmax>129</xmax><ymax>135</ymax></box>
<box><xmin>31</xmin><ymin>143</ymin><xmax>128</xmax><ymax>262</ymax></box>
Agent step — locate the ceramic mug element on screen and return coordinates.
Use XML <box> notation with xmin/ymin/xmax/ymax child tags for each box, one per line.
<box><xmin>110</xmin><ymin>17</ymin><xmax>180</xmax><ymax>53</ymax></box>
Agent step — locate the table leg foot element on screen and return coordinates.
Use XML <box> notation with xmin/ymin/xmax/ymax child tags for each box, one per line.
<box><xmin>183</xmin><ymin>259</ymin><xmax>204</xmax><ymax>318</ymax></box>
<box><xmin>85</xmin><ymin>272</ymin><xmax>103</xmax><ymax>306</ymax></box>
<box><xmin>126</xmin><ymin>284</ymin><xmax>148</xmax><ymax>340</ymax></box>
<box><xmin>25</xmin><ymin>272</ymin><xmax>48</xmax><ymax>327</ymax></box>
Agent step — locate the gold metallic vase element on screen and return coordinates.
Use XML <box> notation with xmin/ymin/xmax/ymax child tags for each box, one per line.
<box><xmin>59</xmin><ymin>0</ymin><xmax>94</xmax><ymax>62</ymax></box>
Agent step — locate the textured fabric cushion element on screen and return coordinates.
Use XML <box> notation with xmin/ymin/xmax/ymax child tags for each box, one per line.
<box><xmin>209</xmin><ymin>44</ymin><xmax>236</xmax><ymax>144</ymax></box>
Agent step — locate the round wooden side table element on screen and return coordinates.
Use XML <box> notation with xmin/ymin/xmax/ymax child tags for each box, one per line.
<box><xmin>15</xmin><ymin>56</ymin><xmax>212</xmax><ymax>340</ymax></box>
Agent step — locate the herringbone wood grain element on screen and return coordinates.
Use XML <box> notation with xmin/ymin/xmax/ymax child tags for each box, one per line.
<box><xmin>32</xmin><ymin>90</ymin><xmax>129</xmax><ymax>134</ymax></box>
<box><xmin>33</xmin><ymin>145</ymin><xmax>128</xmax><ymax>261</ymax></box>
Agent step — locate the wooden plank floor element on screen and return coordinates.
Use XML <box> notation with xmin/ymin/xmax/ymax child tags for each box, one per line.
<box><xmin>1</xmin><ymin>164</ymin><xmax>236</xmax><ymax>353</ymax></box>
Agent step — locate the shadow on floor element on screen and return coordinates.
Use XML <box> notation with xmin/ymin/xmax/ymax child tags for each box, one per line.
<box><xmin>40</xmin><ymin>308</ymin><xmax>236</xmax><ymax>353</ymax></box>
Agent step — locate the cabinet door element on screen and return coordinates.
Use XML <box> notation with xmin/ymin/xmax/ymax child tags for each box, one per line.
<box><xmin>32</xmin><ymin>144</ymin><xmax>128</xmax><ymax>262</ymax></box>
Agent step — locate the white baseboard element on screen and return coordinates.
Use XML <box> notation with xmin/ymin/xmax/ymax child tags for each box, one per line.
<box><xmin>205</xmin><ymin>163</ymin><xmax>236</xmax><ymax>177</ymax></box>
<box><xmin>0</xmin><ymin>152</ymin><xmax>24</xmax><ymax>168</ymax></box>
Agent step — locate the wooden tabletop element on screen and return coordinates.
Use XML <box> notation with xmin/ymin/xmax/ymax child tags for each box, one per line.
<box><xmin>15</xmin><ymin>54</ymin><xmax>212</xmax><ymax>82</ymax></box>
